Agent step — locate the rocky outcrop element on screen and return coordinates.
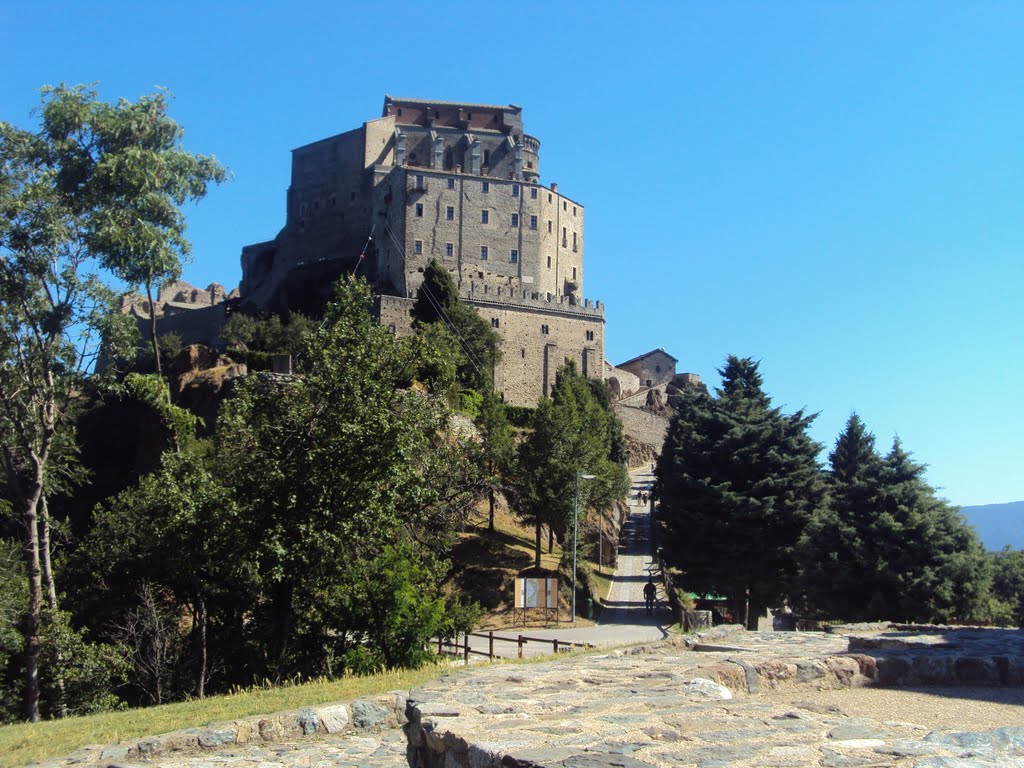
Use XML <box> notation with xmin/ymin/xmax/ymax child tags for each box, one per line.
<box><xmin>168</xmin><ymin>344</ymin><xmax>247</xmax><ymax>434</ymax></box>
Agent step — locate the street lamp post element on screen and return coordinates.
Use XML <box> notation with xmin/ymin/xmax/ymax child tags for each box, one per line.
<box><xmin>573</xmin><ymin>472</ymin><xmax>596</xmax><ymax>623</ymax></box>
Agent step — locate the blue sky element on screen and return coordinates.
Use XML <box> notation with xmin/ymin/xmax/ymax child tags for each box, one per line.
<box><xmin>2</xmin><ymin>1</ymin><xmax>1021</xmax><ymax>506</ymax></box>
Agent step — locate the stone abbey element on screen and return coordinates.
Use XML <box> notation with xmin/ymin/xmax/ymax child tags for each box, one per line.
<box><xmin>140</xmin><ymin>95</ymin><xmax>690</xmax><ymax>410</ymax></box>
<box><xmin>239</xmin><ymin>95</ymin><xmax>603</xmax><ymax>406</ymax></box>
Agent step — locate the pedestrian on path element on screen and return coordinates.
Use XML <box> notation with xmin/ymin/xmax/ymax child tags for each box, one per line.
<box><xmin>643</xmin><ymin>578</ymin><xmax>657</xmax><ymax>615</ymax></box>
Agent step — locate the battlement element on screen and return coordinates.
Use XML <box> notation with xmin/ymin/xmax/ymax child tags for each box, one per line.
<box><xmin>459</xmin><ymin>283</ymin><xmax>604</xmax><ymax>318</ymax></box>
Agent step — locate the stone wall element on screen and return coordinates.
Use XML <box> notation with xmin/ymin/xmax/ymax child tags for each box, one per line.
<box><xmin>613</xmin><ymin>403</ymin><xmax>669</xmax><ymax>456</ymax></box>
<box><xmin>374</xmin><ymin>293</ymin><xmax>603</xmax><ymax>408</ymax></box>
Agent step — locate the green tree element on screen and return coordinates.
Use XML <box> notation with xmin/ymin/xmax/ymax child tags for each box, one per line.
<box><xmin>410</xmin><ymin>260</ymin><xmax>500</xmax><ymax>392</ymax></box>
<box><xmin>476</xmin><ymin>392</ymin><xmax>514</xmax><ymax>532</ymax></box>
<box><xmin>990</xmin><ymin>547</ymin><xmax>1024</xmax><ymax>627</ymax></box>
<box><xmin>799</xmin><ymin>418</ymin><xmax>991</xmax><ymax>623</ymax></box>
<box><xmin>798</xmin><ymin>413</ymin><xmax>881</xmax><ymax>619</ymax></box>
<box><xmin>215</xmin><ymin>278</ymin><xmax>480</xmax><ymax>680</ymax></box>
<box><xmin>33</xmin><ymin>84</ymin><xmax>228</xmax><ymax>378</ymax></box>
<box><xmin>513</xmin><ymin>362</ymin><xmax>629</xmax><ymax>573</ymax></box>
<box><xmin>85</xmin><ymin>449</ymin><xmax>241</xmax><ymax>700</ymax></box>
<box><xmin>655</xmin><ymin>356</ymin><xmax>826</xmax><ymax>629</ymax></box>
<box><xmin>1</xmin><ymin>90</ymin><xmax>148</xmax><ymax>720</ymax></box>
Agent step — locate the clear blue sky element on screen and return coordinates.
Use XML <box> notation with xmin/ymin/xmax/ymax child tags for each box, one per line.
<box><xmin>3</xmin><ymin>2</ymin><xmax>1021</xmax><ymax>506</ymax></box>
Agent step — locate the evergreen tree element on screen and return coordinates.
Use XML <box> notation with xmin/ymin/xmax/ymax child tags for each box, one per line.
<box><xmin>513</xmin><ymin>362</ymin><xmax>629</xmax><ymax>571</ymax></box>
<box><xmin>655</xmin><ymin>356</ymin><xmax>825</xmax><ymax>628</ymax></box>
<box><xmin>799</xmin><ymin>418</ymin><xmax>991</xmax><ymax>623</ymax></box>
<box><xmin>476</xmin><ymin>392</ymin><xmax>514</xmax><ymax>532</ymax></box>
<box><xmin>799</xmin><ymin>413</ymin><xmax>881</xmax><ymax>619</ymax></box>
<box><xmin>409</xmin><ymin>261</ymin><xmax>500</xmax><ymax>392</ymax></box>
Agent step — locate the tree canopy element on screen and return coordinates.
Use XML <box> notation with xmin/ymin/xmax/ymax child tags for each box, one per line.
<box><xmin>654</xmin><ymin>356</ymin><xmax>825</xmax><ymax>628</ymax></box>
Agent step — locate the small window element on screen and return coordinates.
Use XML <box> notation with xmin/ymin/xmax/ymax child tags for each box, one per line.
<box><xmin>397</xmin><ymin>108</ymin><xmax>402</xmax><ymax>116</ymax></box>
<box><xmin>586</xmin><ymin>330</ymin><xmax>594</xmax><ymax>341</ymax></box>
<box><xmin>416</xmin><ymin>174</ymin><xmax>425</xmax><ymax>189</ymax></box>
<box><xmin>572</xmin><ymin>267</ymin><xmax>577</xmax><ymax>280</ymax></box>
<box><xmin>482</xmin><ymin>181</ymin><xmax>489</xmax><ymax>193</ymax></box>
<box><xmin>548</xmin><ymin>193</ymin><xmax>552</xmax><ymax>202</ymax></box>
<box><xmin>510</xmin><ymin>249</ymin><xmax>518</xmax><ymax>263</ymax></box>
<box><xmin>480</xmin><ymin>245</ymin><xmax>488</xmax><ymax>260</ymax></box>
<box><xmin>481</xmin><ymin>209</ymin><xmax>489</xmax><ymax>224</ymax></box>
<box><xmin>573</xmin><ymin>206</ymin><xmax>577</xmax><ymax>216</ymax></box>
<box><xmin>414</xmin><ymin>240</ymin><xmax>423</xmax><ymax>254</ymax></box>
<box><xmin>572</xmin><ymin>232</ymin><xmax>577</xmax><ymax>251</ymax></box>
<box><xmin>655</xmin><ymin>364</ymin><xmax>662</xmax><ymax>373</ymax></box>
<box><xmin>541</xmin><ymin>324</ymin><xmax>549</xmax><ymax>335</ymax></box>
<box><xmin>530</xmin><ymin>215</ymin><xmax>538</xmax><ymax>229</ymax></box>
<box><xmin>521</xmin><ymin>348</ymin><xmax>526</xmax><ymax>358</ymax></box>
<box><xmin>547</xmin><ymin>256</ymin><xmax>551</xmax><ymax>268</ymax></box>
<box><xmin>447</xmin><ymin>177</ymin><xmax>455</xmax><ymax>190</ymax></box>
<box><xmin>483</xmin><ymin>149</ymin><xmax>490</xmax><ymax>166</ymax></box>
<box><xmin>446</xmin><ymin>206</ymin><xmax>454</xmax><ymax>221</ymax></box>
<box><xmin>563</xmin><ymin>201</ymin><xmax>567</xmax><ymax>211</ymax></box>
<box><xmin>445</xmin><ymin>242</ymin><xmax>454</xmax><ymax>257</ymax></box>
<box><xmin>511</xmin><ymin>213</ymin><xmax>519</xmax><ymax>227</ymax></box>
<box><xmin>512</xmin><ymin>184</ymin><xmax>520</xmax><ymax>197</ymax></box>
<box><xmin>415</xmin><ymin>203</ymin><xmax>424</xmax><ymax>217</ymax></box>
<box><xmin>491</xmin><ymin>318</ymin><xmax>500</xmax><ymax>328</ymax></box>
<box><xmin>530</xmin><ymin>188</ymin><xmax>538</xmax><ymax>199</ymax></box>
<box><xmin>548</xmin><ymin>220</ymin><xmax>552</xmax><ymax>233</ymax></box>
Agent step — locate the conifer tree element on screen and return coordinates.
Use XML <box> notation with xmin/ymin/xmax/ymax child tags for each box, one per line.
<box><xmin>655</xmin><ymin>356</ymin><xmax>825</xmax><ymax>628</ymax></box>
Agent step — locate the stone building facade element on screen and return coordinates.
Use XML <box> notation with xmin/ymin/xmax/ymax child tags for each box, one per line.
<box><xmin>239</xmin><ymin>96</ymin><xmax>602</xmax><ymax>406</ymax></box>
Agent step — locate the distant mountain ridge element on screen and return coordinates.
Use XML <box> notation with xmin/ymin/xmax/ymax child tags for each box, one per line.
<box><xmin>959</xmin><ymin>501</ymin><xmax>1024</xmax><ymax>551</ymax></box>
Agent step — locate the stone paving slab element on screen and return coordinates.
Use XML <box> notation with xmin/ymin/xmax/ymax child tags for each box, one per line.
<box><xmin>34</xmin><ymin>625</ymin><xmax>1024</xmax><ymax>768</ymax></box>
<box><xmin>406</xmin><ymin>626</ymin><xmax>1024</xmax><ymax>768</ymax></box>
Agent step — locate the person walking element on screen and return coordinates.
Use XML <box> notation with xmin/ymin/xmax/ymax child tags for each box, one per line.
<box><xmin>643</xmin><ymin>578</ymin><xmax>657</xmax><ymax>615</ymax></box>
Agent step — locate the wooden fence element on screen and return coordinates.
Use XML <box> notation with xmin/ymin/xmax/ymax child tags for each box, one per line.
<box><xmin>435</xmin><ymin>631</ymin><xmax>593</xmax><ymax>663</ymax></box>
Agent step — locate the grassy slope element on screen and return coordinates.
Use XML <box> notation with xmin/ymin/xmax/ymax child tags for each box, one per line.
<box><xmin>0</xmin><ymin>667</ymin><xmax>445</xmax><ymax>768</ymax></box>
<box><xmin>0</xmin><ymin>504</ymin><xmax>607</xmax><ymax>767</ymax></box>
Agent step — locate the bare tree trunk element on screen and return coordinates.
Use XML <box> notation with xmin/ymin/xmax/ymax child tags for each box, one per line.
<box><xmin>547</xmin><ymin>526</ymin><xmax>554</xmax><ymax>554</ymax></box>
<box><xmin>534</xmin><ymin>521</ymin><xmax>542</xmax><ymax>569</ymax></box>
<box><xmin>11</xmin><ymin>456</ymin><xmax>45</xmax><ymax>723</ymax></box>
<box><xmin>146</xmin><ymin>281</ymin><xmax>162</xmax><ymax>379</ymax></box>
<box><xmin>488</xmin><ymin>489</ymin><xmax>495</xmax><ymax>532</ymax></box>
<box><xmin>38</xmin><ymin>492</ymin><xmax>68</xmax><ymax>718</ymax></box>
<box><xmin>194</xmin><ymin>597</ymin><xmax>207</xmax><ymax>699</ymax></box>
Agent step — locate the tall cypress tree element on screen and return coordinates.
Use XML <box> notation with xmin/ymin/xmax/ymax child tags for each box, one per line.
<box><xmin>799</xmin><ymin>413</ymin><xmax>882</xmax><ymax>618</ymax></box>
<box><xmin>655</xmin><ymin>356</ymin><xmax>825</xmax><ymax>628</ymax></box>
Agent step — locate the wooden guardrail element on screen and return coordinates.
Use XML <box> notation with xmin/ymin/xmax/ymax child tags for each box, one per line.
<box><xmin>435</xmin><ymin>631</ymin><xmax>593</xmax><ymax>663</ymax></box>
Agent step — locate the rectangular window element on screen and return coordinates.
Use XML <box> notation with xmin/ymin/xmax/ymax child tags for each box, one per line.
<box><xmin>481</xmin><ymin>209</ymin><xmax>489</xmax><ymax>224</ymax></box>
<box><xmin>572</xmin><ymin>232</ymin><xmax>577</xmax><ymax>251</ymax></box>
<box><xmin>447</xmin><ymin>177</ymin><xmax>455</xmax><ymax>189</ymax></box>
<box><xmin>446</xmin><ymin>206</ymin><xmax>454</xmax><ymax>220</ymax></box>
<box><xmin>482</xmin><ymin>181</ymin><xmax>489</xmax><ymax>193</ymax></box>
<box><xmin>414</xmin><ymin>240</ymin><xmax>423</xmax><ymax>254</ymax></box>
<box><xmin>512</xmin><ymin>184</ymin><xmax>520</xmax><ymax>197</ymax></box>
<box><xmin>530</xmin><ymin>188</ymin><xmax>538</xmax><ymax>199</ymax></box>
<box><xmin>548</xmin><ymin>220</ymin><xmax>552</xmax><ymax>233</ymax></box>
<box><xmin>480</xmin><ymin>245</ymin><xmax>488</xmax><ymax>260</ymax></box>
<box><xmin>573</xmin><ymin>205</ymin><xmax>577</xmax><ymax>216</ymax></box>
<box><xmin>573</xmin><ymin>267</ymin><xmax>577</xmax><ymax>280</ymax></box>
<box><xmin>511</xmin><ymin>213</ymin><xmax>519</xmax><ymax>227</ymax></box>
<box><xmin>491</xmin><ymin>318</ymin><xmax>500</xmax><ymax>328</ymax></box>
<box><xmin>586</xmin><ymin>330</ymin><xmax>594</xmax><ymax>341</ymax></box>
<box><xmin>530</xmin><ymin>215</ymin><xmax>538</xmax><ymax>229</ymax></box>
<box><xmin>548</xmin><ymin>193</ymin><xmax>552</xmax><ymax>202</ymax></box>
<box><xmin>445</xmin><ymin>242</ymin><xmax>454</xmax><ymax>257</ymax></box>
<box><xmin>415</xmin><ymin>203</ymin><xmax>423</xmax><ymax>217</ymax></box>
<box><xmin>547</xmin><ymin>256</ymin><xmax>551</xmax><ymax>268</ymax></box>
<box><xmin>541</xmin><ymin>324</ymin><xmax>549</xmax><ymax>335</ymax></box>
<box><xmin>415</xmin><ymin>174</ymin><xmax>425</xmax><ymax>189</ymax></box>
<box><xmin>510</xmin><ymin>249</ymin><xmax>518</xmax><ymax>263</ymax></box>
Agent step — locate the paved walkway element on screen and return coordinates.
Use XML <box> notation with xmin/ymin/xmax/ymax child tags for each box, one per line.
<box><xmin>461</xmin><ymin>468</ymin><xmax>667</xmax><ymax>659</ymax></box>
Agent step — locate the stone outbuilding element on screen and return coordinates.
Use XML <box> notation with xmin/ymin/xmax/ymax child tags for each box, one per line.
<box><xmin>616</xmin><ymin>349</ymin><xmax>677</xmax><ymax>389</ymax></box>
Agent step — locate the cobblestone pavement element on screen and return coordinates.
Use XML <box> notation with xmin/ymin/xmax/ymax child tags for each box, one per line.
<box><xmin>406</xmin><ymin>627</ymin><xmax>1024</xmax><ymax>768</ymax></box>
<box><xmin>125</xmin><ymin>729</ymin><xmax>410</xmax><ymax>768</ymax></box>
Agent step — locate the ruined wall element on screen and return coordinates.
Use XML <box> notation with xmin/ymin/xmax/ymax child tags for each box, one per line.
<box><xmin>613</xmin><ymin>403</ymin><xmax>669</xmax><ymax>456</ymax></box>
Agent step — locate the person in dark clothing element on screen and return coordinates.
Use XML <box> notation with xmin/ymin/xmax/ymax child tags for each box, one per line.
<box><xmin>643</xmin><ymin>578</ymin><xmax>657</xmax><ymax>615</ymax></box>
